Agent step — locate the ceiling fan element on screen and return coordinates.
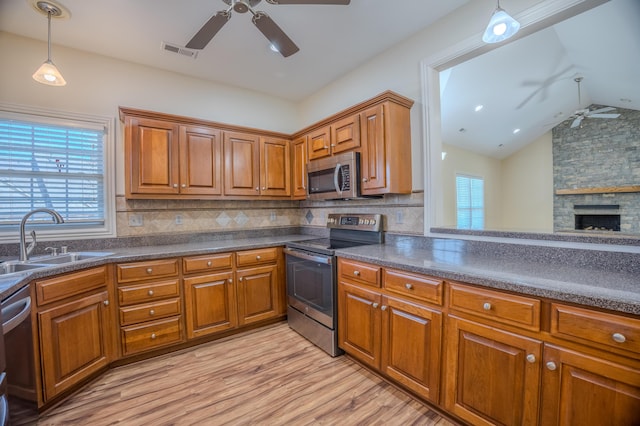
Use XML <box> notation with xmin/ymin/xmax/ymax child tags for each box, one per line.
<box><xmin>185</xmin><ymin>0</ymin><xmax>350</xmax><ymax>58</ymax></box>
<box><xmin>568</xmin><ymin>76</ymin><xmax>620</xmax><ymax>128</ymax></box>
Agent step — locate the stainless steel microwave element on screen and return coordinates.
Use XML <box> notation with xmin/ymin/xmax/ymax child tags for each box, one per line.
<box><xmin>307</xmin><ymin>151</ymin><xmax>366</xmax><ymax>200</ymax></box>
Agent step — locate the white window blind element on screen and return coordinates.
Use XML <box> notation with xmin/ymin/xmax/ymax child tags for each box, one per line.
<box><xmin>0</xmin><ymin>117</ymin><xmax>105</xmax><ymax>228</ymax></box>
<box><xmin>456</xmin><ymin>174</ymin><xmax>484</xmax><ymax>230</ymax></box>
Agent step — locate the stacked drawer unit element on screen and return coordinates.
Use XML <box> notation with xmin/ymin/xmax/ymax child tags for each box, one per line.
<box><xmin>116</xmin><ymin>258</ymin><xmax>184</xmax><ymax>356</ymax></box>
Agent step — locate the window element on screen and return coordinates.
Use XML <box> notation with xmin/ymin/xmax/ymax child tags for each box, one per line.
<box><xmin>456</xmin><ymin>174</ymin><xmax>484</xmax><ymax>230</ymax></box>
<box><xmin>0</xmin><ymin>104</ymin><xmax>115</xmax><ymax>242</ymax></box>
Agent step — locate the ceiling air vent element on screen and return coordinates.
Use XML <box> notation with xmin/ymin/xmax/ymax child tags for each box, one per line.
<box><xmin>161</xmin><ymin>42</ymin><xmax>198</xmax><ymax>59</ymax></box>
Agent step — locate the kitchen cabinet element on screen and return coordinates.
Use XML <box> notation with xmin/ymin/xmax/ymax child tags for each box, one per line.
<box><xmin>235</xmin><ymin>247</ymin><xmax>284</xmax><ymax>325</ymax></box>
<box><xmin>116</xmin><ymin>258</ymin><xmax>184</xmax><ymax>356</ymax></box>
<box><xmin>306</xmin><ymin>114</ymin><xmax>361</xmax><ymax>161</ymax></box>
<box><xmin>183</xmin><ymin>253</ymin><xmax>237</xmax><ymax>339</ymax></box>
<box><xmin>306</xmin><ymin>125</ymin><xmax>331</xmax><ymax>161</ymax></box>
<box><xmin>35</xmin><ymin>266</ymin><xmax>113</xmax><ymax>402</ymax></box>
<box><xmin>291</xmin><ymin>135</ymin><xmax>307</xmax><ymax>199</ymax></box>
<box><xmin>223</xmin><ymin>132</ymin><xmax>290</xmax><ymax>197</ymax></box>
<box><xmin>337</xmin><ymin>259</ymin><xmax>443</xmax><ymax>403</ymax></box>
<box><xmin>123</xmin><ymin>115</ymin><xmax>222</xmax><ymax>197</ymax></box>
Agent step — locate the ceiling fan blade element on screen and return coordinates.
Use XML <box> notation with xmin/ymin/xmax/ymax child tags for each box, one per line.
<box><xmin>186</xmin><ymin>11</ymin><xmax>231</xmax><ymax>49</ymax></box>
<box><xmin>571</xmin><ymin>116</ymin><xmax>583</xmax><ymax>128</ymax></box>
<box><xmin>252</xmin><ymin>12</ymin><xmax>299</xmax><ymax>57</ymax></box>
<box><xmin>589</xmin><ymin>113</ymin><xmax>621</xmax><ymax>119</ymax></box>
<box><xmin>265</xmin><ymin>0</ymin><xmax>350</xmax><ymax>4</ymax></box>
<box><xmin>588</xmin><ymin>107</ymin><xmax>616</xmax><ymax>115</ymax></box>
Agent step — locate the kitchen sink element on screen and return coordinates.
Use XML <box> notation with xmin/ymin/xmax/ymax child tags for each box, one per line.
<box><xmin>0</xmin><ymin>262</ymin><xmax>51</xmax><ymax>275</ymax></box>
<box><xmin>28</xmin><ymin>251</ymin><xmax>114</xmax><ymax>265</ymax></box>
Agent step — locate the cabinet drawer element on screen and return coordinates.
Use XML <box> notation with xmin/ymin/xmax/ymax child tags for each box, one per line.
<box><xmin>384</xmin><ymin>269</ymin><xmax>443</xmax><ymax>306</ymax></box>
<box><xmin>116</xmin><ymin>258</ymin><xmax>179</xmax><ymax>283</ymax></box>
<box><xmin>35</xmin><ymin>266</ymin><xmax>107</xmax><ymax>306</ymax></box>
<box><xmin>550</xmin><ymin>303</ymin><xmax>640</xmax><ymax>354</ymax></box>
<box><xmin>338</xmin><ymin>258</ymin><xmax>381</xmax><ymax>288</ymax></box>
<box><xmin>448</xmin><ymin>282</ymin><xmax>541</xmax><ymax>331</ymax></box>
<box><xmin>118</xmin><ymin>279</ymin><xmax>180</xmax><ymax>306</ymax></box>
<box><xmin>119</xmin><ymin>298</ymin><xmax>181</xmax><ymax>326</ymax></box>
<box><xmin>121</xmin><ymin>316</ymin><xmax>183</xmax><ymax>356</ymax></box>
<box><xmin>183</xmin><ymin>253</ymin><xmax>233</xmax><ymax>274</ymax></box>
<box><xmin>236</xmin><ymin>247</ymin><xmax>279</xmax><ymax>267</ymax></box>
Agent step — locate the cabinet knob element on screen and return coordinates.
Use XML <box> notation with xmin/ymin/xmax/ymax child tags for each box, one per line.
<box><xmin>239</xmin><ymin>277</ymin><xmax>243</xmax><ymax>282</ymax></box>
<box><xmin>150</xmin><ymin>333</ymin><xmax>157</xmax><ymax>340</ymax></box>
<box><xmin>483</xmin><ymin>302</ymin><xmax>492</xmax><ymax>311</ymax></box>
<box><xmin>146</xmin><ymin>268</ymin><xmax>153</xmax><ymax>274</ymax></box>
<box><xmin>330</xmin><ymin>144</ymin><xmax>336</xmax><ymax>147</ymax></box>
<box><xmin>353</xmin><ymin>270</ymin><xmax>361</xmax><ymax>276</ymax></box>
<box><xmin>256</xmin><ymin>255</ymin><xmax>261</xmax><ymax>260</ymax></box>
<box><xmin>207</xmin><ymin>261</ymin><xmax>212</xmax><ymax>267</ymax></box>
<box><xmin>255</xmin><ymin>187</ymin><xmax>260</xmax><ymax>191</ymax></box>
<box><xmin>372</xmin><ymin>303</ymin><xmax>379</xmax><ymax>309</ymax></box>
<box><xmin>612</xmin><ymin>333</ymin><xmax>626</xmax><ymax>343</ymax></box>
<box><xmin>546</xmin><ymin>361</ymin><xmax>557</xmax><ymax>371</ymax></box>
<box><xmin>262</xmin><ymin>187</ymin><xmax>266</xmax><ymax>190</ymax></box>
<box><xmin>103</xmin><ymin>300</ymin><xmax>109</xmax><ymax>307</ymax></box>
<box><xmin>228</xmin><ymin>278</ymin><xmax>232</xmax><ymax>283</ymax></box>
<box><xmin>362</xmin><ymin>178</ymin><xmax>368</xmax><ymax>182</ymax></box>
<box><xmin>526</xmin><ymin>354</ymin><xmax>536</xmax><ymax>363</ymax></box>
<box><xmin>181</xmin><ymin>184</ymin><xmax>186</xmax><ymax>188</ymax></box>
<box><xmin>173</xmin><ymin>184</ymin><xmax>178</xmax><ymax>188</ymax></box>
<box><xmin>381</xmin><ymin>305</ymin><xmax>387</xmax><ymax>311</ymax></box>
<box><xmin>148</xmin><ymin>290</ymin><xmax>154</xmax><ymax>296</ymax></box>
<box><xmin>149</xmin><ymin>309</ymin><xmax>155</xmax><ymax>316</ymax></box>
<box><xmin>405</xmin><ymin>283</ymin><xmax>413</xmax><ymax>290</ymax></box>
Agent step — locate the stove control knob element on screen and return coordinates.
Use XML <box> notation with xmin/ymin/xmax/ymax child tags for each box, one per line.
<box><xmin>370</xmin><ymin>219</ymin><xmax>376</xmax><ymax>225</ymax></box>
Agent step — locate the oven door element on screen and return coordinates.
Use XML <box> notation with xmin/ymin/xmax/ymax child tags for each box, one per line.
<box><xmin>284</xmin><ymin>248</ymin><xmax>336</xmax><ymax>329</ymax></box>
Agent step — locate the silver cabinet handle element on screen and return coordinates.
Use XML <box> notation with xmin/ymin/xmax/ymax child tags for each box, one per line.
<box><xmin>181</xmin><ymin>184</ymin><xmax>186</xmax><ymax>188</ymax></box>
<box><xmin>381</xmin><ymin>305</ymin><xmax>387</xmax><ymax>311</ymax></box>
<box><xmin>207</xmin><ymin>261</ymin><xmax>212</xmax><ymax>267</ymax></box>
<box><xmin>372</xmin><ymin>303</ymin><xmax>379</xmax><ymax>309</ymax></box>
<box><xmin>612</xmin><ymin>333</ymin><xmax>626</xmax><ymax>343</ymax></box>
<box><xmin>173</xmin><ymin>184</ymin><xmax>178</xmax><ymax>188</ymax></box>
<box><xmin>526</xmin><ymin>354</ymin><xmax>536</xmax><ymax>363</ymax></box>
<box><xmin>148</xmin><ymin>290</ymin><xmax>154</xmax><ymax>296</ymax></box>
<box><xmin>150</xmin><ymin>333</ymin><xmax>157</xmax><ymax>340</ymax></box>
<box><xmin>483</xmin><ymin>302</ymin><xmax>492</xmax><ymax>311</ymax></box>
<box><xmin>149</xmin><ymin>309</ymin><xmax>155</xmax><ymax>316</ymax></box>
<box><xmin>362</xmin><ymin>178</ymin><xmax>368</xmax><ymax>182</ymax></box>
<box><xmin>146</xmin><ymin>268</ymin><xmax>153</xmax><ymax>274</ymax></box>
<box><xmin>354</xmin><ymin>270</ymin><xmax>360</xmax><ymax>276</ymax></box>
<box><xmin>228</xmin><ymin>278</ymin><xmax>232</xmax><ymax>283</ymax></box>
<box><xmin>256</xmin><ymin>255</ymin><xmax>261</xmax><ymax>260</ymax></box>
<box><xmin>103</xmin><ymin>300</ymin><xmax>109</xmax><ymax>307</ymax></box>
<box><xmin>262</xmin><ymin>187</ymin><xmax>266</xmax><ymax>190</ymax></box>
<box><xmin>239</xmin><ymin>277</ymin><xmax>243</xmax><ymax>282</ymax></box>
<box><xmin>405</xmin><ymin>283</ymin><xmax>413</xmax><ymax>290</ymax></box>
<box><xmin>546</xmin><ymin>361</ymin><xmax>557</xmax><ymax>371</ymax></box>
<box><xmin>255</xmin><ymin>187</ymin><xmax>259</xmax><ymax>191</ymax></box>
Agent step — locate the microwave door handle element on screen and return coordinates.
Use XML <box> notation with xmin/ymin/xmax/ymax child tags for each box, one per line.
<box><xmin>333</xmin><ymin>163</ymin><xmax>342</xmax><ymax>195</ymax></box>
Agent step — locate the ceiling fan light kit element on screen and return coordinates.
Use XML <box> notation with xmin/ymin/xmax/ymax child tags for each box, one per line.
<box><xmin>482</xmin><ymin>0</ymin><xmax>520</xmax><ymax>44</ymax></box>
<box><xmin>31</xmin><ymin>0</ymin><xmax>69</xmax><ymax>86</ymax></box>
<box><xmin>186</xmin><ymin>0</ymin><xmax>350</xmax><ymax>57</ymax></box>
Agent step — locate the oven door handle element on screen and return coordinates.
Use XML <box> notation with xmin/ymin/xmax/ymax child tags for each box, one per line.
<box><xmin>2</xmin><ymin>296</ymin><xmax>31</xmax><ymax>335</ymax></box>
<box><xmin>284</xmin><ymin>248</ymin><xmax>332</xmax><ymax>265</ymax></box>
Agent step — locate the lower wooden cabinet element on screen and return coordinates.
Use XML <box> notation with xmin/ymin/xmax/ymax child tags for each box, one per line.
<box><xmin>444</xmin><ymin>315</ymin><xmax>542</xmax><ymax>426</ymax></box>
<box><xmin>237</xmin><ymin>263</ymin><xmax>280</xmax><ymax>326</ymax></box>
<box><xmin>184</xmin><ymin>271</ymin><xmax>237</xmax><ymax>338</ymax></box>
<box><xmin>35</xmin><ymin>267</ymin><xmax>113</xmax><ymax>403</ymax></box>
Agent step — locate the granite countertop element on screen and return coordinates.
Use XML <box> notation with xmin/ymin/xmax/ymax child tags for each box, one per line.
<box><xmin>2</xmin><ymin>234</ymin><xmax>638</xmax><ymax>316</ymax></box>
<box><xmin>335</xmin><ymin>242</ymin><xmax>640</xmax><ymax>316</ymax></box>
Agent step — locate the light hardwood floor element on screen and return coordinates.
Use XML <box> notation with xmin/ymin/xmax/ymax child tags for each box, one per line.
<box><xmin>12</xmin><ymin>322</ymin><xmax>456</xmax><ymax>425</ymax></box>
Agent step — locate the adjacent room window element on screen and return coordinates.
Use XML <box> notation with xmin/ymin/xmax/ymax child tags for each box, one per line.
<box><xmin>0</xmin><ymin>105</ymin><xmax>115</xmax><ymax>242</ymax></box>
<box><xmin>456</xmin><ymin>174</ymin><xmax>484</xmax><ymax>230</ymax></box>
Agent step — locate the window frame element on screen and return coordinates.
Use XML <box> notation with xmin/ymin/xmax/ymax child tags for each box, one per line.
<box><xmin>455</xmin><ymin>173</ymin><xmax>485</xmax><ymax>230</ymax></box>
<box><xmin>0</xmin><ymin>103</ymin><xmax>116</xmax><ymax>243</ymax></box>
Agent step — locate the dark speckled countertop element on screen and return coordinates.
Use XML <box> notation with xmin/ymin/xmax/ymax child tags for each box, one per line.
<box><xmin>335</xmin><ymin>238</ymin><xmax>640</xmax><ymax>316</ymax></box>
<box><xmin>1</xmin><ymin>233</ymin><xmax>638</xmax><ymax>316</ymax></box>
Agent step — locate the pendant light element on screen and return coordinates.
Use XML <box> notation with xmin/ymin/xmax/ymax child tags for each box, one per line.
<box><xmin>32</xmin><ymin>1</ymin><xmax>69</xmax><ymax>86</ymax></box>
<box><xmin>482</xmin><ymin>0</ymin><xmax>520</xmax><ymax>44</ymax></box>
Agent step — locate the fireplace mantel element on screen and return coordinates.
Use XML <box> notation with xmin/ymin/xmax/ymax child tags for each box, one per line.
<box><xmin>555</xmin><ymin>185</ymin><xmax>640</xmax><ymax>195</ymax></box>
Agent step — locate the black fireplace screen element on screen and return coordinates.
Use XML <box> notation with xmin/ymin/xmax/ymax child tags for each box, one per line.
<box><xmin>575</xmin><ymin>214</ymin><xmax>621</xmax><ymax>231</ymax></box>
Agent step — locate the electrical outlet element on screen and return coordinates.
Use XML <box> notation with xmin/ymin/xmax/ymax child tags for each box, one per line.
<box><xmin>128</xmin><ymin>214</ymin><xmax>143</xmax><ymax>227</ymax></box>
<box><xmin>175</xmin><ymin>215</ymin><xmax>183</xmax><ymax>225</ymax></box>
<box><xmin>396</xmin><ymin>211</ymin><xmax>404</xmax><ymax>224</ymax></box>
<box><xmin>270</xmin><ymin>211</ymin><xmax>276</xmax><ymax>221</ymax></box>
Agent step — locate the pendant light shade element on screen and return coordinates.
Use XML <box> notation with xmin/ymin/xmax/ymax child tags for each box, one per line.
<box><xmin>482</xmin><ymin>1</ymin><xmax>520</xmax><ymax>44</ymax></box>
<box><xmin>32</xmin><ymin>1</ymin><xmax>69</xmax><ymax>86</ymax></box>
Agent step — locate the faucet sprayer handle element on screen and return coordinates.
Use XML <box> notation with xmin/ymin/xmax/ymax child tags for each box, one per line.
<box><xmin>26</xmin><ymin>230</ymin><xmax>37</xmax><ymax>257</ymax></box>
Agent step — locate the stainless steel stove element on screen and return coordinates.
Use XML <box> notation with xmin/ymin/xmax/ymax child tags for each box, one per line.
<box><xmin>284</xmin><ymin>213</ymin><xmax>383</xmax><ymax>356</ymax></box>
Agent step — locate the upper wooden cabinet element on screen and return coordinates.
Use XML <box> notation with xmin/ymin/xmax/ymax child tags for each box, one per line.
<box><xmin>291</xmin><ymin>136</ymin><xmax>307</xmax><ymax>199</ymax></box>
<box><xmin>260</xmin><ymin>136</ymin><xmax>291</xmax><ymax>197</ymax></box>
<box><xmin>306</xmin><ymin>114</ymin><xmax>361</xmax><ymax>161</ymax></box>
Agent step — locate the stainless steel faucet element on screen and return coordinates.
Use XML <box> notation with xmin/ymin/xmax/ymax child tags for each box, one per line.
<box><xmin>19</xmin><ymin>208</ymin><xmax>64</xmax><ymax>262</ymax></box>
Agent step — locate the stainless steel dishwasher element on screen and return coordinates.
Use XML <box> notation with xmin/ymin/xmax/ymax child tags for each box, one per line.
<box><xmin>2</xmin><ymin>285</ymin><xmax>37</xmax><ymax>421</ymax></box>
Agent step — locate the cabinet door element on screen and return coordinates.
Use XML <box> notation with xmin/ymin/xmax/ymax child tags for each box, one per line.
<box><xmin>337</xmin><ymin>281</ymin><xmax>382</xmax><ymax>369</ymax></box>
<box><xmin>307</xmin><ymin>126</ymin><xmax>331</xmax><ymax>160</ymax></box>
<box><xmin>360</xmin><ymin>104</ymin><xmax>387</xmax><ymax>193</ymax></box>
<box><xmin>381</xmin><ymin>295</ymin><xmax>442</xmax><ymax>403</ymax></box>
<box><xmin>260</xmin><ymin>137</ymin><xmax>291</xmax><ymax>197</ymax></box>
<box><xmin>540</xmin><ymin>344</ymin><xmax>640</xmax><ymax>426</ymax></box>
<box><xmin>179</xmin><ymin>125</ymin><xmax>222</xmax><ymax>196</ymax></box>
<box><xmin>330</xmin><ymin>114</ymin><xmax>360</xmax><ymax>154</ymax></box>
<box><xmin>291</xmin><ymin>136</ymin><xmax>307</xmax><ymax>199</ymax></box>
<box><xmin>39</xmin><ymin>291</ymin><xmax>111</xmax><ymax>401</ymax></box>
<box><xmin>184</xmin><ymin>271</ymin><xmax>237</xmax><ymax>339</ymax></box>
<box><xmin>223</xmin><ymin>131</ymin><xmax>260</xmax><ymax>196</ymax></box>
<box><xmin>444</xmin><ymin>315</ymin><xmax>542</xmax><ymax>426</ymax></box>
<box><xmin>236</xmin><ymin>264</ymin><xmax>279</xmax><ymax>325</ymax></box>
<box><xmin>126</xmin><ymin>117</ymin><xmax>180</xmax><ymax>195</ymax></box>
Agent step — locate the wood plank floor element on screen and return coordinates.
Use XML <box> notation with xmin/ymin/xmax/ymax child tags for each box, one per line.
<box><xmin>12</xmin><ymin>322</ymin><xmax>456</xmax><ymax>425</ymax></box>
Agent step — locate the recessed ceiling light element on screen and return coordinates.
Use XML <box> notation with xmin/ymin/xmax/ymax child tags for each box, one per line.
<box><xmin>474</xmin><ymin>105</ymin><xmax>484</xmax><ymax>112</ymax></box>
<box><xmin>620</xmin><ymin>98</ymin><xmax>632</xmax><ymax>103</ymax></box>
<box><xmin>441</xmin><ymin>152</ymin><xmax>447</xmax><ymax>160</ymax></box>
<box><xmin>458</xmin><ymin>127</ymin><xmax>467</xmax><ymax>133</ymax></box>
<box><xmin>513</xmin><ymin>128</ymin><xmax>520</xmax><ymax>134</ymax></box>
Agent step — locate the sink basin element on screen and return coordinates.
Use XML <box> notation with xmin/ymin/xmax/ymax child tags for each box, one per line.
<box><xmin>28</xmin><ymin>251</ymin><xmax>114</xmax><ymax>265</ymax></box>
<box><xmin>0</xmin><ymin>262</ymin><xmax>50</xmax><ymax>275</ymax></box>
